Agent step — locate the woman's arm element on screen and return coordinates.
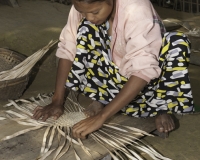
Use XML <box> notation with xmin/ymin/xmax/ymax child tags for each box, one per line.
<box><xmin>119</xmin><ymin>5</ymin><xmax>162</xmax><ymax>83</ymax></box>
<box><xmin>56</xmin><ymin>5</ymin><xmax>82</xmax><ymax>61</ymax></box>
<box><xmin>53</xmin><ymin>58</ymin><xmax>73</xmax><ymax>105</ymax></box>
<box><xmin>72</xmin><ymin>75</ymin><xmax>147</xmax><ymax>139</ymax></box>
<box><xmin>33</xmin><ymin>5</ymin><xmax>81</xmax><ymax>121</ymax></box>
<box><xmin>33</xmin><ymin>58</ymin><xmax>72</xmax><ymax>121</ymax></box>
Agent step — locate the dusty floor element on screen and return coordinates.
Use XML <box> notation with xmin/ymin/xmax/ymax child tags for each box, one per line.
<box><xmin>0</xmin><ymin>0</ymin><xmax>200</xmax><ymax>159</ymax></box>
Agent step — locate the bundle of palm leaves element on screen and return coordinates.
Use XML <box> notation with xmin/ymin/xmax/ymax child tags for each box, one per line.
<box><xmin>0</xmin><ymin>40</ymin><xmax>58</xmax><ymax>81</ymax></box>
<box><xmin>0</xmin><ymin>91</ymin><xmax>171</xmax><ymax>160</ymax></box>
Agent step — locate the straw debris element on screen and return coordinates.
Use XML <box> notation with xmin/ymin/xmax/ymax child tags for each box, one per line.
<box><xmin>0</xmin><ymin>91</ymin><xmax>171</xmax><ymax>160</ymax></box>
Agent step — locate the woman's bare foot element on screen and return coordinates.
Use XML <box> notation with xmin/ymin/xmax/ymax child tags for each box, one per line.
<box><xmin>84</xmin><ymin>100</ymin><xmax>104</xmax><ymax>117</ymax></box>
<box><xmin>155</xmin><ymin>113</ymin><xmax>175</xmax><ymax>133</ymax></box>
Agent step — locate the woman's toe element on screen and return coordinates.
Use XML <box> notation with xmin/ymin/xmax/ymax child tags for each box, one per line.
<box><xmin>155</xmin><ymin>119</ymin><xmax>165</xmax><ymax>132</ymax></box>
<box><xmin>155</xmin><ymin>114</ymin><xmax>175</xmax><ymax>133</ymax></box>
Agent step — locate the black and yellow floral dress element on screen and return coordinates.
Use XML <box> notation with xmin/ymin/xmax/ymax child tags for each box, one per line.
<box><xmin>66</xmin><ymin>18</ymin><xmax>194</xmax><ymax>117</ymax></box>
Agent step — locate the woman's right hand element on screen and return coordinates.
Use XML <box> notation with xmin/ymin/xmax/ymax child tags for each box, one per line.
<box><xmin>32</xmin><ymin>59</ymin><xmax>73</xmax><ymax>122</ymax></box>
<box><xmin>32</xmin><ymin>102</ymin><xmax>64</xmax><ymax>121</ymax></box>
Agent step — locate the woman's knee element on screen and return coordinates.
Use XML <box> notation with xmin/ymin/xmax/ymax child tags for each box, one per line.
<box><xmin>162</xmin><ymin>32</ymin><xmax>191</xmax><ymax>63</ymax></box>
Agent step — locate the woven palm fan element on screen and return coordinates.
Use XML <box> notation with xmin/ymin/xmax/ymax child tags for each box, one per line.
<box><xmin>0</xmin><ymin>40</ymin><xmax>58</xmax><ymax>81</ymax></box>
<box><xmin>0</xmin><ymin>90</ymin><xmax>171</xmax><ymax>160</ymax></box>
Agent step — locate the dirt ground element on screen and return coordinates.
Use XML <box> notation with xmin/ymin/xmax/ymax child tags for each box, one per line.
<box><xmin>0</xmin><ymin>0</ymin><xmax>200</xmax><ymax>160</ymax></box>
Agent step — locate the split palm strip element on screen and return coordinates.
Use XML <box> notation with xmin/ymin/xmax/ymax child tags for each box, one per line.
<box><xmin>0</xmin><ymin>91</ymin><xmax>171</xmax><ymax>160</ymax></box>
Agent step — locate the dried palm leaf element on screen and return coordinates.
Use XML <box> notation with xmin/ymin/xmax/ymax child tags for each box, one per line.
<box><xmin>0</xmin><ymin>91</ymin><xmax>171</xmax><ymax>160</ymax></box>
<box><xmin>0</xmin><ymin>40</ymin><xmax>58</xmax><ymax>81</ymax></box>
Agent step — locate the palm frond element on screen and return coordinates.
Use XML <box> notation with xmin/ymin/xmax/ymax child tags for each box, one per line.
<box><xmin>0</xmin><ymin>40</ymin><xmax>58</xmax><ymax>81</ymax></box>
<box><xmin>0</xmin><ymin>91</ymin><xmax>171</xmax><ymax>160</ymax></box>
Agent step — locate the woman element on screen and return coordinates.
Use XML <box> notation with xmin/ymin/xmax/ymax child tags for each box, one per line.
<box><xmin>33</xmin><ymin>0</ymin><xmax>194</xmax><ymax>139</ymax></box>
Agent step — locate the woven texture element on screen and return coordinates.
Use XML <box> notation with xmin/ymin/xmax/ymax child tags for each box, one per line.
<box><xmin>0</xmin><ymin>91</ymin><xmax>171</xmax><ymax>160</ymax></box>
<box><xmin>0</xmin><ymin>48</ymin><xmax>28</xmax><ymax>100</ymax></box>
<box><xmin>0</xmin><ymin>40</ymin><xmax>58</xmax><ymax>100</ymax></box>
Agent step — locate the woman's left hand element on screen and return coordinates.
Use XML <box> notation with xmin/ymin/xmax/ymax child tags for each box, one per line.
<box><xmin>72</xmin><ymin>113</ymin><xmax>106</xmax><ymax>139</ymax></box>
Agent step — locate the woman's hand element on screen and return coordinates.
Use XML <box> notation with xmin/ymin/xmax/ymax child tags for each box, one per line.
<box><xmin>72</xmin><ymin>112</ymin><xmax>106</xmax><ymax>139</ymax></box>
<box><xmin>32</xmin><ymin>59</ymin><xmax>73</xmax><ymax>122</ymax></box>
<box><xmin>32</xmin><ymin>102</ymin><xmax>64</xmax><ymax>121</ymax></box>
<box><xmin>72</xmin><ymin>76</ymin><xmax>147</xmax><ymax>140</ymax></box>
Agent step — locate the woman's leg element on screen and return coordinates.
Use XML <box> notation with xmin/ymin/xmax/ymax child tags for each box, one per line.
<box><xmin>154</xmin><ymin>32</ymin><xmax>194</xmax><ymax>132</ymax></box>
<box><xmin>124</xmin><ymin>32</ymin><xmax>194</xmax><ymax>132</ymax></box>
<box><xmin>66</xmin><ymin>19</ymin><xmax>194</xmax><ymax>132</ymax></box>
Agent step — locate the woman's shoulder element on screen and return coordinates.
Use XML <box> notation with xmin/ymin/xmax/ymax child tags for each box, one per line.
<box><xmin>69</xmin><ymin>5</ymin><xmax>82</xmax><ymax>20</ymax></box>
<box><xmin>118</xmin><ymin>0</ymin><xmax>154</xmax><ymax>12</ymax></box>
<box><xmin>117</xmin><ymin>0</ymin><xmax>157</xmax><ymax>19</ymax></box>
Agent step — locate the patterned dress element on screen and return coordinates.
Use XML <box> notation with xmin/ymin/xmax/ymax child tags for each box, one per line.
<box><xmin>66</xmin><ymin>18</ymin><xmax>194</xmax><ymax>117</ymax></box>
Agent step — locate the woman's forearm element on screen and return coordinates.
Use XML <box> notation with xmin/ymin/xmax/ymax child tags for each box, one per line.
<box><xmin>100</xmin><ymin>75</ymin><xmax>147</xmax><ymax>119</ymax></box>
<box><xmin>53</xmin><ymin>58</ymin><xmax>73</xmax><ymax>104</ymax></box>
